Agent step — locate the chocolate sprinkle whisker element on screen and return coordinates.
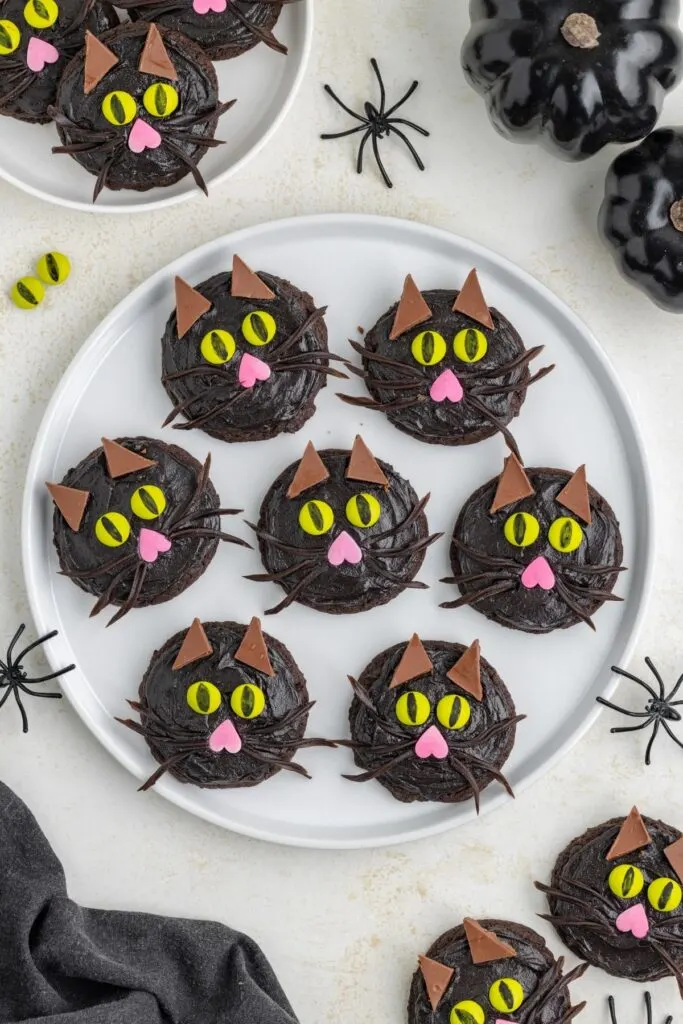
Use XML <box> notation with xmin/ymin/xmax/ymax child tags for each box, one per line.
<box><xmin>538</xmin><ymin>912</ymin><xmax>612</xmax><ymax>935</ymax></box>
<box><xmin>173</xmin><ymin>387</ymin><xmax>249</xmax><ymax>431</ymax></box>
<box><xmin>649</xmin><ymin>939</ymin><xmax>683</xmax><ymax>997</ymax></box>
<box><xmin>455</xmin><ymin>748</ymin><xmax>515</xmax><ymax>798</ymax></box>
<box><xmin>162</xmin><ymin>366</ymin><xmax>228</xmax><ymax>383</ymax></box>
<box><xmin>364</xmin><ymin>555</ymin><xmax>429</xmax><ymax>589</ymax></box>
<box><xmin>450</xmin><ymin>535</ymin><xmax>521</xmax><ymax>571</ymax></box>
<box><xmin>462</xmin><ymin>393</ymin><xmax>521</xmax><ymax>459</ymax></box>
<box><xmin>162</xmin><ymin>385</ymin><xmax>234</xmax><ymax>426</ymax></box>
<box><xmin>274</xmin><ymin>362</ymin><xmax>348</xmax><ymax>379</ymax></box>
<box><xmin>477</xmin><ymin>344</ymin><xmax>546</xmax><ymax>379</ymax></box>
<box><xmin>370</xmin><ymin>493</ymin><xmax>430</xmax><ymax>542</ymax></box>
<box><xmin>347</xmin><ymin>339</ymin><xmax>423</xmax><ymax>376</ymax></box>
<box><xmin>247</xmin><ymin>522</ymin><xmax>326</xmax><ymax>557</ymax></box>
<box><xmin>245</xmin><ymin>559</ymin><xmax>318</xmax><ymax>584</ymax></box>
<box><xmin>88</xmin><ymin>560</ymin><xmax>139</xmax><ymax>619</ymax></box>
<box><xmin>560</xmin><ymin>562</ymin><xmax>628</xmax><ymax>577</ymax></box>
<box><xmin>107</xmin><ymin>563</ymin><xmax>148</xmax><ymax>626</ymax></box>
<box><xmin>60</xmin><ymin>552</ymin><xmax>138</xmax><ymax>580</ymax></box>
<box><xmin>441</xmin><ymin>570</ymin><xmax>506</xmax><ymax>586</ymax></box>
<box><xmin>268</xmin><ymin>306</ymin><xmax>328</xmax><ymax>360</ymax></box>
<box><xmin>450</xmin><ymin>714</ymin><xmax>525</xmax><ymax>749</ymax></box>
<box><xmin>554</xmin><ymin>577</ymin><xmax>597</xmax><ymax>631</ymax></box>
<box><xmin>446</xmin><ymin>751</ymin><xmax>482</xmax><ymax>812</ymax></box>
<box><xmin>162</xmin><ymin>138</ymin><xmax>212</xmax><ymax>196</ymax></box>
<box><xmin>522</xmin><ymin>959</ymin><xmax>589</xmax><ymax>1022</ymax></box>
<box><xmin>338</xmin><ymin>392</ymin><xmax>425</xmax><ymax>414</ymax></box>
<box><xmin>228</xmin><ymin>2</ymin><xmax>287</xmax><ymax>53</ymax></box>
<box><xmin>440</xmin><ymin>580</ymin><xmax>517</xmax><ymax>610</ymax></box>
<box><xmin>248</xmin><ymin>701</ymin><xmax>315</xmax><ymax>736</ymax></box>
<box><xmin>264</xmin><ymin>565</ymin><xmax>327</xmax><ymax>615</ymax></box>
<box><xmin>342</xmin><ymin>747</ymin><xmax>414</xmax><ymax>783</ymax></box>
<box><xmin>472</xmin><ymin>362</ymin><xmax>555</xmax><ymax>397</ymax></box>
<box><xmin>170</xmin><ymin>527</ymin><xmax>251</xmax><ymax>547</ymax></box>
<box><xmin>171</xmin><ymin>506</ymin><xmax>242</xmax><ymax>530</ymax></box>
<box><xmin>241</xmin><ymin>745</ymin><xmax>311</xmax><ymax>777</ymax></box>
<box><xmin>365</xmin><ymin>531</ymin><xmax>443</xmax><ymax>558</ymax></box>
<box><xmin>534</xmin><ymin>882</ymin><xmax>613</xmax><ymax>926</ymax></box>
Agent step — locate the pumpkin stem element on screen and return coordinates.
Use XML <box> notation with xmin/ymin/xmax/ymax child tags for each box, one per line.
<box><xmin>670</xmin><ymin>200</ymin><xmax>683</xmax><ymax>232</ymax></box>
<box><xmin>560</xmin><ymin>13</ymin><xmax>600</xmax><ymax>49</ymax></box>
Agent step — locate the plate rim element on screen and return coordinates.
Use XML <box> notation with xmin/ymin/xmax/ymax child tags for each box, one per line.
<box><xmin>21</xmin><ymin>212</ymin><xmax>656</xmax><ymax>847</ymax></box>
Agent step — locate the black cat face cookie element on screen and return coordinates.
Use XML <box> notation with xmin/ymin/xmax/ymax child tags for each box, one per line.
<box><xmin>118</xmin><ymin>617</ymin><xmax>325</xmax><ymax>790</ymax></box>
<box><xmin>345</xmin><ymin>635</ymin><xmax>522</xmax><ymax>809</ymax></box>
<box><xmin>343</xmin><ymin>269</ymin><xmax>552</xmax><ymax>456</ymax></box>
<box><xmin>249</xmin><ymin>436</ymin><xmax>441</xmax><ymax>614</ymax></box>
<box><xmin>410</xmin><ymin>918</ymin><xmax>586</xmax><ymax>1024</ymax></box>
<box><xmin>442</xmin><ymin>455</ymin><xmax>625</xmax><ymax>633</ymax></box>
<box><xmin>47</xmin><ymin>436</ymin><xmax>246</xmax><ymax>625</ymax></box>
<box><xmin>538</xmin><ymin>807</ymin><xmax>683</xmax><ymax>990</ymax></box>
<box><xmin>161</xmin><ymin>256</ymin><xmax>332</xmax><ymax>442</ymax></box>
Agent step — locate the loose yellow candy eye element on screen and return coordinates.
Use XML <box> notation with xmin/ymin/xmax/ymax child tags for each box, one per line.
<box><xmin>395</xmin><ymin>690</ymin><xmax>431</xmax><ymax>727</ymax></box>
<box><xmin>346</xmin><ymin>492</ymin><xmax>381</xmax><ymax>529</ymax></box>
<box><xmin>411</xmin><ymin>330</ymin><xmax>447</xmax><ymax>366</ymax></box>
<box><xmin>130</xmin><ymin>485</ymin><xmax>166</xmax><ymax>521</ymax></box>
<box><xmin>95</xmin><ymin>511</ymin><xmax>131</xmax><ymax>547</ymax></box>
<box><xmin>36</xmin><ymin>251</ymin><xmax>70</xmax><ymax>286</ymax></box>
<box><xmin>143</xmin><ymin>82</ymin><xmax>179</xmax><ymax>118</ymax></box>
<box><xmin>450</xmin><ymin>1001</ymin><xmax>485</xmax><ymax>1024</ymax></box>
<box><xmin>186</xmin><ymin>680</ymin><xmax>222</xmax><ymax>715</ymax></box>
<box><xmin>101</xmin><ymin>90</ymin><xmax>136</xmax><ymax>126</ymax></box>
<box><xmin>242</xmin><ymin>310</ymin><xmax>276</xmax><ymax>346</ymax></box>
<box><xmin>299</xmin><ymin>500</ymin><xmax>334</xmax><ymax>536</ymax></box>
<box><xmin>436</xmin><ymin>694</ymin><xmax>471</xmax><ymax>731</ymax></box>
<box><xmin>608</xmin><ymin>864</ymin><xmax>644</xmax><ymax>900</ymax></box>
<box><xmin>548</xmin><ymin>516</ymin><xmax>584</xmax><ymax>553</ymax></box>
<box><xmin>648</xmin><ymin>877</ymin><xmax>682</xmax><ymax>913</ymax></box>
<box><xmin>454</xmin><ymin>327</ymin><xmax>488</xmax><ymax>363</ymax></box>
<box><xmin>10</xmin><ymin>276</ymin><xmax>44</xmax><ymax>309</ymax></box>
<box><xmin>23</xmin><ymin>0</ymin><xmax>58</xmax><ymax>29</ymax></box>
<box><xmin>230</xmin><ymin>683</ymin><xmax>266</xmax><ymax>720</ymax></box>
<box><xmin>0</xmin><ymin>20</ymin><xmax>21</xmax><ymax>55</ymax></box>
<box><xmin>504</xmin><ymin>511</ymin><xmax>540</xmax><ymax>548</ymax></box>
<box><xmin>200</xmin><ymin>329</ymin><xmax>236</xmax><ymax>365</ymax></box>
<box><xmin>489</xmin><ymin>978</ymin><xmax>524</xmax><ymax>1014</ymax></box>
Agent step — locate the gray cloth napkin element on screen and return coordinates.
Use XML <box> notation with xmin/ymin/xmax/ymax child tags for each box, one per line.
<box><xmin>0</xmin><ymin>781</ymin><xmax>300</xmax><ymax>1024</ymax></box>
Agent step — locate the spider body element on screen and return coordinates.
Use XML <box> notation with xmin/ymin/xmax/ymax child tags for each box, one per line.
<box><xmin>0</xmin><ymin>625</ymin><xmax>74</xmax><ymax>733</ymax></box>
<box><xmin>597</xmin><ymin>657</ymin><xmax>683</xmax><ymax>765</ymax></box>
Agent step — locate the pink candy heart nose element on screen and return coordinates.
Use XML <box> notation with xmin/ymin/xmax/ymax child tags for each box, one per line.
<box><xmin>429</xmin><ymin>368</ymin><xmax>464</xmax><ymax>403</ymax></box>
<box><xmin>208</xmin><ymin>718</ymin><xmax>242</xmax><ymax>754</ymax></box>
<box><xmin>26</xmin><ymin>37</ymin><xmax>59</xmax><ymax>72</ymax></box>
<box><xmin>327</xmin><ymin>530</ymin><xmax>363</xmax><ymax>567</ymax></box>
<box><xmin>520</xmin><ymin>555</ymin><xmax>555</xmax><ymax>590</ymax></box>
<box><xmin>414</xmin><ymin>725</ymin><xmax>449</xmax><ymax>760</ymax></box>
<box><xmin>127</xmin><ymin>117</ymin><xmax>162</xmax><ymax>154</ymax></box>
<box><xmin>138</xmin><ymin>528</ymin><xmax>172</xmax><ymax>564</ymax></box>
<box><xmin>238</xmin><ymin>352</ymin><xmax>271</xmax><ymax>389</ymax></box>
<box><xmin>193</xmin><ymin>0</ymin><xmax>227</xmax><ymax>13</ymax></box>
<box><xmin>616</xmin><ymin>903</ymin><xmax>649</xmax><ymax>939</ymax></box>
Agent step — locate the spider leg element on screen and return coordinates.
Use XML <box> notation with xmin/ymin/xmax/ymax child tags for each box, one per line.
<box><xmin>12</xmin><ymin>629</ymin><xmax>58</xmax><ymax>667</ymax></box>
<box><xmin>611</xmin><ymin>716</ymin><xmax>656</xmax><ymax>734</ymax></box>
<box><xmin>384</xmin><ymin>78</ymin><xmax>419</xmax><ymax>118</ymax></box>
<box><xmin>370</xmin><ymin>131</ymin><xmax>393</xmax><ymax>188</ymax></box>
<box><xmin>356</xmin><ymin>129</ymin><xmax>372</xmax><ymax>175</ymax></box>
<box><xmin>645</xmin><ymin>656</ymin><xmax>665</xmax><ymax>698</ymax></box>
<box><xmin>610</xmin><ymin>665</ymin><xmax>659</xmax><ymax>700</ymax></box>
<box><xmin>369</xmin><ymin>58</ymin><xmax>386</xmax><ymax>117</ymax></box>
<box><xmin>17</xmin><ymin>666</ymin><xmax>74</xmax><ymax>685</ymax></box>
<box><xmin>12</xmin><ymin>688</ymin><xmax>29</xmax><ymax>734</ymax></box>
<box><xmin>0</xmin><ymin>687</ymin><xmax>13</xmax><ymax>711</ymax></box>
<box><xmin>661</xmin><ymin>720</ymin><xmax>683</xmax><ymax>752</ymax></box>
<box><xmin>386</xmin><ymin>124</ymin><xmax>425</xmax><ymax>170</ymax></box>
<box><xmin>320</xmin><ymin>124</ymin><xmax>367</xmax><ymax>141</ymax></box>
<box><xmin>666</xmin><ymin>673</ymin><xmax>683</xmax><ymax>702</ymax></box>
<box><xmin>596</xmin><ymin>697</ymin><xmax>650</xmax><ymax>718</ymax></box>
<box><xmin>385</xmin><ymin>115</ymin><xmax>430</xmax><ymax>138</ymax></box>
<box><xmin>645</xmin><ymin>720</ymin><xmax>661</xmax><ymax>766</ymax></box>
<box><xmin>5</xmin><ymin>624</ymin><xmax>26</xmax><ymax>668</ymax></box>
<box><xmin>322</xmin><ymin>84</ymin><xmax>367</xmax><ymax>123</ymax></box>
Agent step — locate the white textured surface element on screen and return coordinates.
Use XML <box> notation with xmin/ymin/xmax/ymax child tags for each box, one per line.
<box><xmin>1</xmin><ymin>0</ymin><xmax>683</xmax><ymax>1021</ymax></box>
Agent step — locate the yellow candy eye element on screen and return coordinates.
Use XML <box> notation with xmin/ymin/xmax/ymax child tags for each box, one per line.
<box><xmin>648</xmin><ymin>877</ymin><xmax>682</xmax><ymax>913</ymax></box>
<box><xmin>101</xmin><ymin>90</ymin><xmax>136</xmax><ymax>126</ymax></box>
<box><xmin>395</xmin><ymin>690</ymin><xmax>431</xmax><ymax>727</ymax></box>
<box><xmin>454</xmin><ymin>327</ymin><xmax>488</xmax><ymax>364</ymax></box>
<box><xmin>489</xmin><ymin>978</ymin><xmax>524</xmax><ymax>1014</ymax></box>
<box><xmin>36</xmin><ymin>251</ymin><xmax>70</xmax><ymax>286</ymax></box>
<box><xmin>608</xmin><ymin>864</ymin><xmax>644</xmax><ymax>900</ymax></box>
<box><xmin>346</xmin><ymin>492</ymin><xmax>381</xmax><ymax>529</ymax></box>
<box><xmin>130</xmin><ymin>485</ymin><xmax>166</xmax><ymax>521</ymax></box>
<box><xmin>200</xmin><ymin>329</ymin><xmax>236</xmax><ymax>365</ymax></box>
<box><xmin>186</xmin><ymin>680</ymin><xmax>222</xmax><ymax>715</ymax></box>
<box><xmin>548</xmin><ymin>516</ymin><xmax>584</xmax><ymax>553</ymax></box>
<box><xmin>436</xmin><ymin>694</ymin><xmax>471</xmax><ymax>731</ymax></box>
<box><xmin>95</xmin><ymin>511</ymin><xmax>131</xmax><ymax>547</ymax></box>
<box><xmin>242</xmin><ymin>310</ymin><xmax>276</xmax><ymax>346</ymax></box>
<box><xmin>230</xmin><ymin>683</ymin><xmax>266</xmax><ymax>720</ymax></box>
<box><xmin>504</xmin><ymin>511</ymin><xmax>540</xmax><ymax>548</ymax></box>
<box><xmin>0</xmin><ymin>20</ymin><xmax>21</xmax><ymax>55</ymax></box>
<box><xmin>450</xmin><ymin>1001</ymin><xmax>485</xmax><ymax>1024</ymax></box>
<box><xmin>143</xmin><ymin>82</ymin><xmax>179</xmax><ymax>118</ymax></box>
<box><xmin>299</xmin><ymin>500</ymin><xmax>334</xmax><ymax>536</ymax></box>
<box><xmin>411</xmin><ymin>330</ymin><xmax>446</xmax><ymax>366</ymax></box>
<box><xmin>10</xmin><ymin>276</ymin><xmax>44</xmax><ymax>309</ymax></box>
<box><xmin>23</xmin><ymin>0</ymin><xmax>58</xmax><ymax>28</ymax></box>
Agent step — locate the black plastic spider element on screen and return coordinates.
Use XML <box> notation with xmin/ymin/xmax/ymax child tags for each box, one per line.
<box><xmin>608</xmin><ymin>990</ymin><xmax>672</xmax><ymax>1024</ymax></box>
<box><xmin>596</xmin><ymin>656</ymin><xmax>683</xmax><ymax>766</ymax></box>
<box><xmin>320</xmin><ymin>57</ymin><xmax>429</xmax><ymax>189</ymax></box>
<box><xmin>0</xmin><ymin>624</ymin><xmax>74</xmax><ymax>733</ymax></box>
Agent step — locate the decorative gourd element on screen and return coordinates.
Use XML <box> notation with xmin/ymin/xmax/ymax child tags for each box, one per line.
<box><xmin>601</xmin><ymin>128</ymin><xmax>683</xmax><ymax>311</ymax></box>
<box><xmin>461</xmin><ymin>1</ymin><xmax>683</xmax><ymax>161</ymax></box>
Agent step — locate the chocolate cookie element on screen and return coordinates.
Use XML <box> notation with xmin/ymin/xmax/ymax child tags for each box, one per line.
<box><xmin>410</xmin><ymin>918</ymin><xmax>586</xmax><ymax>1024</ymax></box>
<box><xmin>161</xmin><ymin>256</ymin><xmax>333</xmax><ymax>442</ymax></box>
<box><xmin>47</xmin><ymin>436</ymin><xmax>247</xmax><ymax>625</ymax></box>
<box><xmin>345</xmin><ymin>635</ymin><xmax>522</xmax><ymax>807</ymax></box>
<box><xmin>538</xmin><ymin>808</ymin><xmax>683</xmax><ymax>988</ymax></box>
<box><xmin>342</xmin><ymin>269</ymin><xmax>552</xmax><ymax>456</ymax></box>
<box><xmin>441</xmin><ymin>455</ymin><xmax>625</xmax><ymax>633</ymax></box>
<box><xmin>50</xmin><ymin>22</ymin><xmax>234</xmax><ymax>201</ymax></box>
<box><xmin>117</xmin><ymin>617</ymin><xmax>324</xmax><ymax>790</ymax></box>
<box><xmin>249</xmin><ymin>436</ymin><xmax>441</xmax><ymax>615</ymax></box>
<box><xmin>0</xmin><ymin>0</ymin><xmax>117</xmax><ymax>123</ymax></box>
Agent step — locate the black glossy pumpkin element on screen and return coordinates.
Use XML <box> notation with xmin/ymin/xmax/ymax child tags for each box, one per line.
<box><xmin>461</xmin><ymin>0</ymin><xmax>683</xmax><ymax>161</ymax></box>
<box><xmin>600</xmin><ymin>128</ymin><xmax>683</xmax><ymax>310</ymax></box>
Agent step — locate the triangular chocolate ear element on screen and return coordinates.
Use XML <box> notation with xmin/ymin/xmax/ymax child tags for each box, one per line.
<box><xmin>346</xmin><ymin>435</ymin><xmax>388</xmax><ymax>487</ymax></box>
<box><xmin>389</xmin><ymin>634</ymin><xmax>433</xmax><ymax>688</ymax></box>
<box><xmin>453</xmin><ymin>269</ymin><xmax>494</xmax><ymax>330</ymax></box>
<box><xmin>287</xmin><ymin>442</ymin><xmax>330</xmax><ymax>499</ymax></box>
<box><xmin>46</xmin><ymin>482</ymin><xmax>90</xmax><ymax>532</ymax></box>
<box><xmin>606</xmin><ymin>807</ymin><xmax>652</xmax><ymax>861</ymax></box>
<box><xmin>490</xmin><ymin>454</ymin><xmax>535</xmax><ymax>513</ymax></box>
<box><xmin>463</xmin><ymin>919</ymin><xmax>516</xmax><ymax>964</ymax></box>
<box><xmin>418</xmin><ymin>955</ymin><xmax>454</xmax><ymax>1011</ymax></box>
<box><xmin>101</xmin><ymin>438</ymin><xmax>156</xmax><ymax>479</ymax></box>
<box><xmin>175</xmin><ymin>276</ymin><xmax>212</xmax><ymax>339</ymax></box>
<box><xmin>665</xmin><ymin>836</ymin><xmax>683</xmax><ymax>882</ymax></box>
<box><xmin>235</xmin><ymin>617</ymin><xmax>274</xmax><ymax>676</ymax></box>
<box><xmin>138</xmin><ymin>23</ymin><xmax>177</xmax><ymax>80</ymax></box>
<box><xmin>83</xmin><ymin>31</ymin><xmax>118</xmax><ymax>94</ymax></box>
<box><xmin>173</xmin><ymin>618</ymin><xmax>213</xmax><ymax>670</ymax></box>
<box><xmin>231</xmin><ymin>255</ymin><xmax>276</xmax><ymax>301</ymax></box>
<box><xmin>389</xmin><ymin>275</ymin><xmax>433</xmax><ymax>340</ymax></box>
<box><xmin>447</xmin><ymin>640</ymin><xmax>482</xmax><ymax>701</ymax></box>
<box><xmin>557</xmin><ymin>465</ymin><xmax>592</xmax><ymax>525</ymax></box>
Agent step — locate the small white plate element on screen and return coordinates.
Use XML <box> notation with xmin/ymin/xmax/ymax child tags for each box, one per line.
<box><xmin>22</xmin><ymin>214</ymin><xmax>654</xmax><ymax>847</ymax></box>
<box><xmin>0</xmin><ymin>2</ymin><xmax>311</xmax><ymax>212</ymax></box>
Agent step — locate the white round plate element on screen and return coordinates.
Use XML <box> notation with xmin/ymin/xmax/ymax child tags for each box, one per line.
<box><xmin>22</xmin><ymin>214</ymin><xmax>654</xmax><ymax>848</ymax></box>
<box><xmin>0</xmin><ymin>2</ymin><xmax>310</xmax><ymax>212</ymax></box>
